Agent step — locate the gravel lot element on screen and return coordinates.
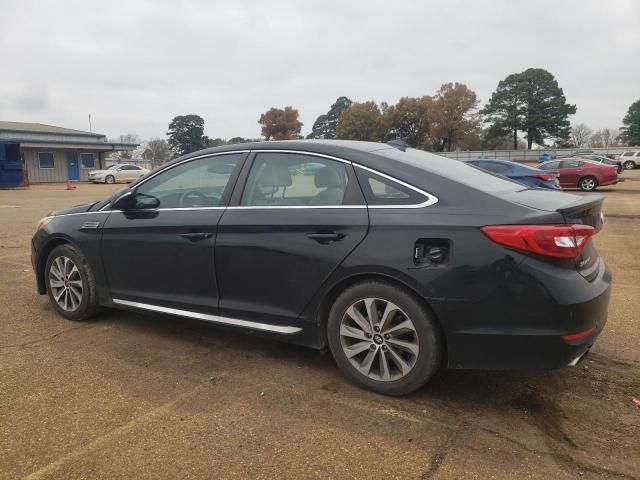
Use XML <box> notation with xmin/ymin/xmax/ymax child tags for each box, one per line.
<box><xmin>1</xmin><ymin>175</ymin><xmax>639</xmax><ymax>480</ymax></box>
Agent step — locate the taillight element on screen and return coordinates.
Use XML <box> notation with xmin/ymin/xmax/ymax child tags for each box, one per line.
<box><xmin>481</xmin><ymin>224</ymin><xmax>596</xmax><ymax>258</ymax></box>
<box><xmin>532</xmin><ymin>174</ymin><xmax>555</xmax><ymax>181</ymax></box>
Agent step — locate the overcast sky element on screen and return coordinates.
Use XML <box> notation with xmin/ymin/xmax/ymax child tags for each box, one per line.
<box><xmin>1</xmin><ymin>0</ymin><xmax>638</xmax><ymax>141</ymax></box>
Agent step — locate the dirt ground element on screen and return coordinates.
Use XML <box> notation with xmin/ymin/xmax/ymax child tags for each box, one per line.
<box><xmin>1</xmin><ymin>175</ymin><xmax>639</xmax><ymax>480</ymax></box>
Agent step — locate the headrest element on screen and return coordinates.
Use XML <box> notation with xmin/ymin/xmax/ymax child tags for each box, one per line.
<box><xmin>314</xmin><ymin>167</ymin><xmax>343</xmax><ymax>188</ymax></box>
<box><xmin>258</xmin><ymin>164</ymin><xmax>292</xmax><ymax>187</ymax></box>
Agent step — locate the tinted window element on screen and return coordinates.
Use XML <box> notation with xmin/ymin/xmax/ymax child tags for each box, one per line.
<box><xmin>121</xmin><ymin>165</ymin><xmax>140</xmax><ymax>171</ymax></box>
<box><xmin>355</xmin><ymin>167</ymin><xmax>427</xmax><ymax>205</ymax></box>
<box><xmin>562</xmin><ymin>160</ymin><xmax>583</xmax><ymax>168</ymax></box>
<box><xmin>80</xmin><ymin>153</ymin><xmax>95</xmax><ymax>168</ymax></box>
<box><xmin>474</xmin><ymin>161</ymin><xmax>511</xmax><ymax>174</ymax></box>
<box><xmin>540</xmin><ymin>161</ymin><xmax>561</xmax><ymax>170</ymax></box>
<box><xmin>374</xmin><ymin>148</ymin><xmax>524</xmax><ymax>193</ymax></box>
<box><xmin>38</xmin><ymin>152</ymin><xmax>54</xmax><ymax>168</ymax></box>
<box><xmin>622</xmin><ymin>152</ymin><xmax>634</xmax><ymax>157</ymax></box>
<box><xmin>241</xmin><ymin>153</ymin><xmax>349</xmax><ymax>206</ymax></box>
<box><xmin>134</xmin><ymin>154</ymin><xmax>242</xmax><ymax>209</ymax></box>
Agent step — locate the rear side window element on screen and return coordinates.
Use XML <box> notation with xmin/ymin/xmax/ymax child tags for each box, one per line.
<box><xmin>622</xmin><ymin>152</ymin><xmax>634</xmax><ymax>157</ymax></box>
<box><xmin>241</xmin><ymin>153</ymin><xmax>350</xmax><ymax>206</ymax></box>
<box><xmin>355</xmin><ymin>167</ymin><xmax>427</xmax><ymax>206</ymax></box>
<box><xmin>474</xmin><ymin>161</ymin><xmax>511</xmax><ymax>174</ymax></box>
<box><xmin>562</xmin><ymin>160</ymin><xmax>583</xmax><ymax>168</ymax></box>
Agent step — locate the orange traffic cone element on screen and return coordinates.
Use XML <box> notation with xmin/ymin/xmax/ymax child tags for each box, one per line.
<box><xmin>65</xmin><ymin>180</ymin><xmax>76</xmax><ymax>190</ymax></box>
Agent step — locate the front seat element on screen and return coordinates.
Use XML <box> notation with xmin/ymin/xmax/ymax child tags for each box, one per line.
<box><xmin>309</xmin><ymin>167</ymin><xmax>345</xmax><ymax>205</ymax></box>
<box><xmin>249</xmin><ymin>163</ymin><xmax>293</xmax><ymax>204</ymax></box>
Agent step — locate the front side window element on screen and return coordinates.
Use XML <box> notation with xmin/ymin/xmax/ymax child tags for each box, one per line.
<box><xmin>38</xmin><ymin>152</ymin><xmax>54</xmax><ymax>168</ymax></box>
<box><xmin>355</xmin><ymin>167</ymin><xmax>427</xmax><ymax>206</ymax></box>
<box><xmin>540</xmin><ymin>161</ymin><xmax>561</xmax><ymax>170</ymax></box>
<box><xmin>80</xmin><ymin>153</ymin><xmax>95</xmax><ymax>168</ymax></box>
<box><xmin>622</xmin><ymin>152</ymin><xmax>634</xmax><ymax>157</ymax></box>
<box><xmin>133</xmin><ymin>153</ymin><xmax>243</xmax><ymax>209</ymax></box>
<box><xmin>241</xmin><ymin>153</ymin><xmax>349</xmax><ymax>206</ymax></box>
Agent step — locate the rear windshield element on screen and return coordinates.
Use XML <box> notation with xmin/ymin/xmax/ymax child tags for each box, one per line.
<box><xmin>373</xmin><ymin>147</ymin><xmax>525</xmax><ymax>193</ymax></box>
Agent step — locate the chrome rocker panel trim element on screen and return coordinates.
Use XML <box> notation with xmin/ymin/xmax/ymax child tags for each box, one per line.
<box><xmin>112</xmin><ymin>298</ymin><xmax>302</xmax><ymax>334</ymax></box>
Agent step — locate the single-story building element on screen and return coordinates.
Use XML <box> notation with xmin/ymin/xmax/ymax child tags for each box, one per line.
<box><xmin>0</xmin><ymin>121</ymin><xmax>138</xmax><ymax>187</ymax></box>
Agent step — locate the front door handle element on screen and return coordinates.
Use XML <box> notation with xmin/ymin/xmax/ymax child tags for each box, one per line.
<box><xmin>307</xmin><ymin>232</ymin><xmax>345</xmax><ymax>243</ymax></box>
<box><xmin>181</xmin><ymin>232</ymin><xmax>213</xmax><ymax>241</ymax></box>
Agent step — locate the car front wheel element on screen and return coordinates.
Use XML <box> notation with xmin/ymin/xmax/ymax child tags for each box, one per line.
<box><xmin>105</xmin><ymin>175</ymin><xmax>115</xmax><ymax>184</ymax></box>
<box><xmin>45</xmin><ymin>244</ymin><xmax>101</xmax><ymax>321</ymax></box>
<box><xmin>327</xmin><ymin>281</ymin><xmax>442</xmax><ymax>396</ymax></box>
<box><xmin>624</xmin><ymin>161</ymin><xmax>636</xmax><ymax>170</ymax></box>
<box><xmin>579</xmin><ymin>176</ymin><xmax>598</xmax><ymax>191</ymax></box>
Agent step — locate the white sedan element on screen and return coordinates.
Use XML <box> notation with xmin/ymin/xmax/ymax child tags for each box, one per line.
<box><xmin>88</xmin><ymin>164</ymin><xmax>149</xmax><ymax>184</ymax></box>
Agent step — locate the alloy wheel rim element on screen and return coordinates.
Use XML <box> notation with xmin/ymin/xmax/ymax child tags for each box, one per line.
<box><xmin>49</xmin><ymin>256</ymin><xmax>83</xmax><ymax>311</ymax></box>
<box><xmin>339</xmin><ymin>297</ymin><xmax>419</xmax><ymax>382</ymax></box>
<box><xmin>582</xmin><ymin>179</ymin><xmax>595</xmax><ymax>190</ymax></box>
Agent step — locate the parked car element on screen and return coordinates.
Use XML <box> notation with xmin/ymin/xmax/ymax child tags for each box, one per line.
<box><xmin>538</xmin><ymin>153</ymin><xmax>554</xmax><ymax>163</ymax></box>
<box><xmin>32</xmin><ymin>140</ymin><xmax>611</xmax><ymax>395</ymax></box>
<box><xmin>538</xmin><ymin>158</ymin><xmax>618</xmax><ymax>191</ymax></box>
<box><xmin>466</xmin><ymin>159</ymin><xmax>561</xmax><ymax>189</ymax></box>
<box><xmin>619</xmin><ymin>151</ymin><xmax>640</xmax><ymax>170</ymax></box>
<box><xmin>575</xmin><ymin>154</ymin><xmax>623</xmax><ymax>174</ymax></box>
<box><xmin>88</xmin><ymin>164</ymin><xmax>149</xmax><ymax>184</ymax></box>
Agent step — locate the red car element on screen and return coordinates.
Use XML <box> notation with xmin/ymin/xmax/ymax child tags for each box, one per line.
<box><xmin>539</xmin><ymin>158</ymin><xmax>618</xmax><ymax>191</ymax></box>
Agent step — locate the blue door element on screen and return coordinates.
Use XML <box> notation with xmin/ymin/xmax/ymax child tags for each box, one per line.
<box><xmin>66</xmin><ymin>152</ymin><xmax>80</xmax><ymax>180</ymax></box>
<box><xmin>0</xmin><ymin>142</ymin><xmax>24</xmax><ymax>188</ymax></box>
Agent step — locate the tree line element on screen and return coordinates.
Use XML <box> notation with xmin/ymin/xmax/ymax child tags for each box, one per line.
<box><xmin>111</xmin><ymin>68</ymin><xmax>640</xmax><ymax>166</ymax></box>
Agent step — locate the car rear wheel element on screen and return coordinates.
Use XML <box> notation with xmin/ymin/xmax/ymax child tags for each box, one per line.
<box><xmin>579</xmin><ymin>176</ymin><xmax>598</xmax><ymax>191</ymax></box>
<box><xmin>45</xmin><ymin>244</ymin><xmax>101</xmax><ymax>321</ymax></box>
<box><xmin>327</xmin><ymin>281</ymin><xmax>442</xmax><ymax>395</ymax></box>
<box><xmin>105</xmin><ymin>175</ymin><xmax>115</xmax><ymax>184</ymax></box>
<box><xmin>624</xmin><ymin>161</ymin><xmax>636</xmax><ymax>170</ymax></box>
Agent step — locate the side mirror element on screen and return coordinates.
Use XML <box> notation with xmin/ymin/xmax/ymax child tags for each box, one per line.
<box><xmin>111</xmin><ymin>190</ymin><xmax>160</xmax><ymax>210</ymax></box>
<box><xmin>131</xmin><ymin>193</ymin><xmax>160</xmax><ymax>210</ymax></box>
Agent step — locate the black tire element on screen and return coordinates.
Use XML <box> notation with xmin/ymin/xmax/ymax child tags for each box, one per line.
<box><xmin>624</xmin><ymin>160</ymin><xmax>635</xmax><ymax>170</ymax></box>
<box><xmin>45</xmin><ymin>244</ymin><xmax>101</xmax><ymax>321</ymax></box>
<box><xmin>105</xmin><ymin>175</ymin><xmax>115</xmax><ymax>184</ymax></box>
<box><xmin>579</xmin><ymin>176</ymin><xmax>598</xmax><ymax>191</ymax></box>
<box><xmin>327</xmin><ymin>280</ymin><xmax>443</xmax><ymax>396</ymax></box>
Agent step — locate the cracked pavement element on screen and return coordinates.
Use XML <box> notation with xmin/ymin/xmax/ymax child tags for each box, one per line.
<box><xmin>1</xmin><ymin>178</ymin><xmax>639</xmax><ymax>479</ymax></box>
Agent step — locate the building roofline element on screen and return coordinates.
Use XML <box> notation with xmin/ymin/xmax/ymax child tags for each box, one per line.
<box><xmin>0</xmin><ymin>127</ymin><xmax>106</xmax><ymax>138</ymax></box>
<box><xmin>0</xmin><ymin>138</ymin><xmax>138</xmax><ymax>149</ymax></box>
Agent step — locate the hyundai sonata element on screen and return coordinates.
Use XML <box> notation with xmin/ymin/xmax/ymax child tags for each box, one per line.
<box><xmin>32</xmin><ymin>140</ymin><xmax>611</xmax><ymax>395</ymax></box>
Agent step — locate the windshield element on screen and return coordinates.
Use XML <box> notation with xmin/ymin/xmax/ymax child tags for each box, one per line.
<box><xmin>373</xmin><ymin>147</ymin><xmax>526</xmax><ymax>193</ymax></box>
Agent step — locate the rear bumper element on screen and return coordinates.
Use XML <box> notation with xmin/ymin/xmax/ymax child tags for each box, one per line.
<box><xmin>442</xmin><ymin>257</ymin><xmax>612</xmax><ymax>371</ymax></box>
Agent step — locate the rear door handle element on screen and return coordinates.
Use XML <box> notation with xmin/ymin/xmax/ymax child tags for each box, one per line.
<box><xmin>307</xmin><ymin>232</ymin><xmax>345</xmax><ymax>243</ymax></box>
<box><xmin>181</xmin><ymin>232</ymin><xmax>213</xmax><ymax>241</ymax></box>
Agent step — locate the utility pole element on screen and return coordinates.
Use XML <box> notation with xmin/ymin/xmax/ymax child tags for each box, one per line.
<box><xmin>88</xmin><ymin>113</ymin><xmax>92</xmax><ymax>132</ymax></box>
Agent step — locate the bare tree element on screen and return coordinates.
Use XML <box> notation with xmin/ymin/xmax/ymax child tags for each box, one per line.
<box><xmin>570</xmin><ymin>123</ymin><xmax>593</xmax><ymax>148</ymax></box>
<box><xmin>145</xmin><ymin>138</ymin><xmax>171</xmax><ymax>167</ymax></box>
<box><xmin>107</xmin><ymin>133</ymin><xmax>141</xmax><ymax>162</ymax></box>
<box><xmin>590</xmin><ymin>128</ymin><xmax>620</xmax><ymax>148</ymax></box>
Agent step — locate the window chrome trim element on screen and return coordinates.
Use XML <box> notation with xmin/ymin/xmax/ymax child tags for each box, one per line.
<box><xmin>96</xmin><ymin>148</ymin><xmax>439</xmax><ymax>212</ymax></box>
<box><xmin>250</xmin><ymin>149</ymin><xmax>352</xmax><ymax>165</ymax></box>
<box><xmin>354</xmin><ymin>164</ymin><xmax>439</xmax><ymax>209</ymax></box>
<box><xmin>227</xmin><ymin>205</ymin><xmax>366</xmax><ymax>210</ymax></box>
<box><xmin>112</xmin><ymin>298</ymin><xmax>302</xmax><ymax>334</ymax></box>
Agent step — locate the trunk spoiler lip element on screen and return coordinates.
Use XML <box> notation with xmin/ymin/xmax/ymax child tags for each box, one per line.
<box><xmin>555</xmin><ymin>193</ymin><xmax>605</xmax><ymax>215</ymax></box>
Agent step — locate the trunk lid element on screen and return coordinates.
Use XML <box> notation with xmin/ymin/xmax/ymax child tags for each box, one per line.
<box><xmin>502</xmin><ymin>189</ymin><xmax>605</xmax><ymax>280</ymax></box>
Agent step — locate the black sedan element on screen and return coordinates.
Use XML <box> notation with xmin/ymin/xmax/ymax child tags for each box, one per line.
<box><xmin>32</xmin><ymin>140</ymin><xmax>611</xmax><ymax>395</ymax></box>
